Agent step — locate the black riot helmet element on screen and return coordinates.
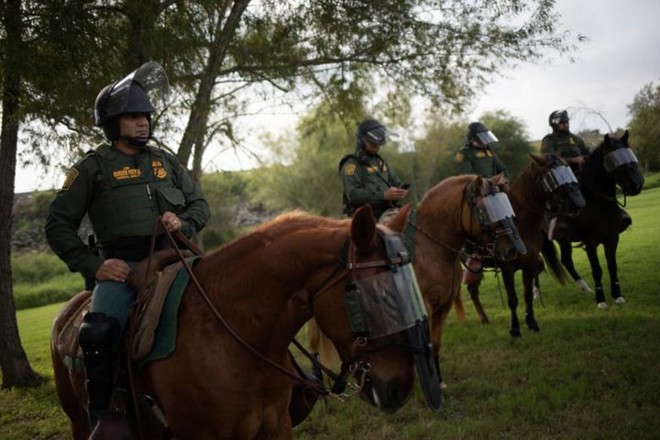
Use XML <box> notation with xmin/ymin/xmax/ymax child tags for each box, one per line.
<box><xmin>356</xmin><ymin>118</ymin><xmax>387</xmax><ymax>149</ymax></box>
<box><xmin>549</xmin><ymin>110</ymin><xmax>569</xmax><ymax>128</ymax></box>
<box><xmin>94</xmin><ymin>61</ymin><xmax>169</xmax><ymax>145</ymax></box>
<box><xmin>466</xmin><ymin>122</ymin><xmax>498</xmax><ymax>146</ymax></box>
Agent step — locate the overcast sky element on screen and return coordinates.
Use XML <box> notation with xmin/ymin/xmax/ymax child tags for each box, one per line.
<box><xmin>468</xmin><ymin>0</ymin><xmax>660</xmax><ymax>139</ymax></box>
<box><xmin>14</xmin><ymin>0</ymin><xmax>660</xmax><ymax>193</ymax></box>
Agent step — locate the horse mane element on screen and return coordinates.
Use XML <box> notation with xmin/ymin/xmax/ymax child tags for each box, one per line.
<box><xmin>508</xmin><ymin>158</ymin><xmax>546</xmax><ymax>209</ymax></box>
<box><xmin>201</xmin><ymin>210</ymin><xmax>348</xmax><ymax>262</ymax></box>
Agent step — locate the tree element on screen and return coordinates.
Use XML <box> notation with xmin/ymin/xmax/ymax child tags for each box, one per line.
<box><xmin>628</xmin><ymin>80</ymin><xmax>660</xmax><ymax>172</ymax></box>
<box><xmin>0</xmin><ymin>0</ymin><xmax>40</xmax><ymax>388</ymax></box>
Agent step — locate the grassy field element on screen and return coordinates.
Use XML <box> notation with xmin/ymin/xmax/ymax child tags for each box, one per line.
<box><xmin>2</xmin><ymin>187</ymin><xmax>659</xmax><ymax>439</ymax></box>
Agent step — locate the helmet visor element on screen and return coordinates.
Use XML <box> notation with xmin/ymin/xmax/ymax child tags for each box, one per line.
<box><xmin>363</xmin><ymin>126</ymin><xmax>387</xmax><ymax>146</ymax></box>
<box><xmin>99</xmin><ymin>62</ymin><xmax>169</xmax><ymax>122</ymax></box>
<box><xmin>475</xmin><ymin>130</ymin><xmax>499</xmax><ymax>145</ymax></box>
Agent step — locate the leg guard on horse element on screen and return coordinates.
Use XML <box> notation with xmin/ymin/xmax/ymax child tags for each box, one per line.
<box><xmin>79</xmin><ymin>312</ymin><xmax>121</xmax><ymax>419</ymax></box>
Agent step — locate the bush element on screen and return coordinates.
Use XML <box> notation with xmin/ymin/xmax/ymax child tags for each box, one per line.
<box><xmin>11</xmin><ymin>252</ymin><xmax>72</xmax><ymax>284</ymax></box>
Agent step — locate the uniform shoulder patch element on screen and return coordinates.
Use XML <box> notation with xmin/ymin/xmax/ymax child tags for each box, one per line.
<box><xmin>454</xmin><ymin>152</ymin><xmax>464</xmax><ymax>163</ymax></box>
<box><xmin>61</xmin><ymin>167</ymin><xmax>79</xmax><ymax>191</ymax></box>
<box><xmin>344</xmin><ymin>163</ymin><xmax>357</xmax><ymax>176</ymax></box>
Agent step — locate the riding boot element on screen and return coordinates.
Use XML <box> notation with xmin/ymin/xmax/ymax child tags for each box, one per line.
<box><xmin>619</xmin><ymin>209</ymin><xmax>632</xmax><ymax>233</ymax></box>
<box><xmin>79</xmin><ymin>312</ymin><xmax>131</xmax><ymax>438</ymax></box>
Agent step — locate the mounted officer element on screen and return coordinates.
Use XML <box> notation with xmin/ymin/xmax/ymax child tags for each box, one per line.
<box><xmin>541</xmin><ymin>110</ymin><xmax>590</xmax><ymax>171</ymax></box>
<box><xmin>45</xmin><ymin>62</ymin><xmax>210</xmax><ymax>436</ymax></box>
<box><xmin>454</xmin><ymin>122</ymin><xmax>509</xmax><ymax>179</ymax></box>
<box><xmin>339</xmin><ymin>118</ymin><xmax>409</xmax><ymax>223</ymax></box>
<box><xmin>540</xmin><ymin>109</ymin><xmax>630</xmax><ymax>237</ymax></box>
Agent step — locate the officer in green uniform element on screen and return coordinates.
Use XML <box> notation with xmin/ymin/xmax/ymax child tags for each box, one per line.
<box><xmin>45</xmin><ymin>62</ymin><xmax>210</xmax><ymax>434</ymax></box>
<box><xmin>340</xmin><ymin>118</ymin><xmax>408</xmax><ymax>222</ymax></box>
<box><xmin>454</xmin><ymin>122</ymin><xmax>508</xmax><ymax>179</ymax></box>
<box><xmin>541</xmin><ymin>110</ymin><xmax>590</xmax><ymax>170</ymax></box>
<box><xmin>540</xmin><ymin>109</ymin><xmax>630</xmax><ymax>238</ymax></box>
<box><xmin>453</xmin><ymin>122</ymin><xmax>508</xmax><ymax>286</ymax></box>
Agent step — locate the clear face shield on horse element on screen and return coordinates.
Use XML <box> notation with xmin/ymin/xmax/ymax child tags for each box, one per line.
<box><xmin>603</xmin><ymin>148</ymin><xmax>644</xmax><ymax>195</ymax></box>
<box><xmin>344</xmin><ymin>230</ymin><xmax>443</xmax><ymax>411</ymax></box>
<box><xmin>542</xmin><ymin>164</ymin><xmax>586</xmax><ymax>216</ymax></box>
<box><xmin>476</xmin><ymin>190</ymin><xmax>527</xmax><ymax>260</ymax></box>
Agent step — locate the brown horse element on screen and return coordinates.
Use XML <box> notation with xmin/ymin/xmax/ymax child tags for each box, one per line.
<box><xmin>540</xmin><ymin>131</ymin><xmax>644</xmax><ymax>308</ymax></box>
<box><xmin>454</xmin><ymin>154</ymin><xmax>586</xmax><ymax>336</ymax></box>
<box><xmin>51</xmin><ymin>206</ymin><xmax>433</xmax><ymax>439</ymax></box>
<box><xmin>310</xmin><ymin>174</ymin><xmax>526</xmax><ymax>380</ymax></box>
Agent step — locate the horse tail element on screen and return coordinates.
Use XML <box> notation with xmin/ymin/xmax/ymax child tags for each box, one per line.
<box><xmin>306</xmin><ymin>320</ymin><xmax>341</xmax><ymax>369</ymax></box>
<box><xmin>540</xmin><ymin>234</ymin><xmax>569</xmax><ymax>285</ymax></box>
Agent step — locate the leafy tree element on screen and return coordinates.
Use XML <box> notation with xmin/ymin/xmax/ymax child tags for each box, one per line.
<box><xmin>628</xmin><ymin>80</ymin><xmax>660</xmax><ymax>172</ymax></box>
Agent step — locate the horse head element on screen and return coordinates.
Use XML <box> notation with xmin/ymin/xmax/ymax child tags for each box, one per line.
<box><xmin>598</xmin><ymin>130</ymin><xmax>644</xmax><ymax>196</ymax></box>
<box><xmin>467</xmin><ymin>173</ymin><xmax>527</xmax><ymax>261</ymax></box>
<box><xmin>311</xmin><ymin>205</ymin><xmax>442</xmax><ymax>413</ymax></box>
<box><xmin>532</xmin><ymin>153</ymin><xmax>586</xmax><ymax>216</ymax></box>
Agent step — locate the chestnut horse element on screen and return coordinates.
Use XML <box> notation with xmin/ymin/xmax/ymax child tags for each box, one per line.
<box><xmin>51</xmin><ymin>206</ymin><xmax>434</xmax><ymax>439</ymax></box>
<box><xmin>310</xmin><ymin>174</ymin><xmax>526</xmax><ymax>380</ymax></box>
<box><xmin>454</xmin><ymin>154</ymin><xmax>586</xmax><ymax>336</ymax></box>
<box><xmin>540</xmin><ymin>131</ymin><xmax>644</xmax><ymax>308</ymax></box>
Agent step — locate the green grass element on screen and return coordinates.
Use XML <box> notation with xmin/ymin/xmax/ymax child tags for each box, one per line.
<box><xmin>2</xmin><ymin>188</ymin><xmax>660</xmax><ymax>439</ymax></box>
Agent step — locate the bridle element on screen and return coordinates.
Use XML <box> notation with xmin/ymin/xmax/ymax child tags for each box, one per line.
<box><xmin>148</xmin><ymin>218</ymin><xmax>409</xmax><ymax>399</ymax></box>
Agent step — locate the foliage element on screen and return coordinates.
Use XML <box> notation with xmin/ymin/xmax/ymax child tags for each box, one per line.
<box><xmin>628</xmin><ymin>79</ymin><xmax>660</xmax><ymax>172</ymax></box>
<box><xmin>3</xmin><ymin>187</ymin><xmax>660</xmax><ymax>439</ymax></box>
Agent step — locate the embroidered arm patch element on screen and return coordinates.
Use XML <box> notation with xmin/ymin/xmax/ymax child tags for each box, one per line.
<box><xmin>61</xmin><ymin>168</ymin><xmax>79</xmax><ymax>191</ymax></box>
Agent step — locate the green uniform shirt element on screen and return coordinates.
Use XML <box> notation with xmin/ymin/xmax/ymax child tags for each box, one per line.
<box><xmin>340</xmin><ymin>149</ymin><xmax>403</xmax><ymax>217</ymax></box>
<box><xmin>45</xmin><ymin>143</ymin><xmax>210</xmax><ymax>279</ymax></box>
<box><xmin>540</xmin><ymin>131</ymin><xmax>589</xmax><ymax>159</ymax></box>
<box><xmin>454</xmin><ymin>144</ymin><xmax>508</xmax><ymax>178</ymax></box>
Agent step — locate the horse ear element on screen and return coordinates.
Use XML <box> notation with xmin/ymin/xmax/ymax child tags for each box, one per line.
<box><xmin>530</xmin><ymin>153</ymin><xmax>543</xmax><ymax>165</ymax></box>
<box><xmin>492</xmin><ymin>172</ymin><xmax>506</xmax><ymax>186</ymax></box>
<box><xmin>622</xmin><ymin>130</ymin><xmax>629</xmax><ymax>144</ymax></box>
<box><xmin>351</xmin><ymin>205</ymin><xmax>378</xmax><ymax>253</ymax></box>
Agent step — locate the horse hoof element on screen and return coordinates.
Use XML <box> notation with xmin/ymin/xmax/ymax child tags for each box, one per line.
<box><xmin>576</xmin><ymin>279</ymin><xmax>593</xmax><ymax>293</ymax></box>
<box><xmin>615</xmin><ymin>297</ymin><xmax>626</xmax><ymax>305</ymax></box>
<box><xmin>597</xmin><ymin>302</ymin><xmax>608</xmax><ymax>309</ymax></box>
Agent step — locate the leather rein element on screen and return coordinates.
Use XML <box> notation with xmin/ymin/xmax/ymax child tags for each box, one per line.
<box><xmin>150</xmin><ymin>218</ymin><xmax>401</xmax><ymax>398</ymax></box>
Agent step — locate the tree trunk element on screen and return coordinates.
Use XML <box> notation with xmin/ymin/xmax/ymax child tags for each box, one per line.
<box><xmin>178</xmin><ymin>0</ymin><xmax>251</xmax><ymax>176</ymax></box>
<box><xmin>0</xmin><ymin>0</ymin><xmax>39</xmax><ymax>389</ymax></box>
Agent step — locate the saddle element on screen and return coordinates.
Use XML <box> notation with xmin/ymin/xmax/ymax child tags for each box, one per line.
<box><xmin>56</xmin><ymin>249</ymin><xmax>196</xmax><ymax>370</ymax></box>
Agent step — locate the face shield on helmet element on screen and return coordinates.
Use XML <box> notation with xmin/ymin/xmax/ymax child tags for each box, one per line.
<box><xmin>549</xmin><ymin>110</ymin><xmax>569</xmax><ymax>128</ymax></box>
<box><xmin>94</xmin><ymin>61</ymin><xmax>169</xmax><ymax>144</ymax></box>
<box><xmin>356</xmin><ymin>119</ymin><xmax>387</xmax><ymax>148</ymax></box>
<box><xmin>467</xmin><ymin>122</ymin><xmax>498</xmax><ymax>146</ymax></box>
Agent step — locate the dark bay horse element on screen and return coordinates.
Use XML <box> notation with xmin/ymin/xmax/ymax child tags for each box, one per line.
<box><xmin>310</xmin><ymin>174</ymin><xmax>526</xmax><ymax>381</ymax></box>
<box><xmin>541</xmin><ymin>131</ymin><xmax>644</xmax><ymax>308</ymax></box>
<box><xmin>51</xmin><ymin>206</ymin><xmax>437</xmax><ymax>439</ymax></box>
<box><xmin>454</xmin><ymin>154</ymin><xmax>586</xmax><ymax>336</ymax></box>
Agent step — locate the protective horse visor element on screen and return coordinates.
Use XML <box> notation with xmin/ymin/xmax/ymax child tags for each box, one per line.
<box><xmin>541</xmin><ymin>165</ymin><xmax>578</xmax><ymax>193</ymax></box>
<box><xmin>603</xmin><ymin>148</ymin><xmax>638</xmax><ymax>173</ymax></box>
<box><xmin>475</xmin><ymin>130</ymin><xmax>499</xmax><ymax>145</ymax></box>
<box><xmin>479</xmin><ymin>192</ymin><xmax>515</xmax><ymax>225</ymax></box>
<box><xmin>346</xmin><ymin>263</ymin><xmax>426</xmax><ymax>339</ymax></box>
<box><xmin>98</xmin><ymin>61</ymin><xmax>169</xmax><ymax>122</ymax></box>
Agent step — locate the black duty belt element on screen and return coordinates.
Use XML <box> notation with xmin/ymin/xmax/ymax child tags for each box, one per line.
<box><xmin>99</xmin><ymin>235</ymin><xmax>170</xmax><ymax>262</ymax></box>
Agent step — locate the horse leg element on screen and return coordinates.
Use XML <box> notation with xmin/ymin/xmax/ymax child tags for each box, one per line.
<box><xmin>603</xmin><ymin>237</ymin><xmax>624</xmax><ymax>303</ymax></box>
<box><xmin>559</xmin><ymin>239</ymin><xmax>591</xmax><ymax>292</ymax></box>
<box><xmin>584</xmin><ymin>244</ymin><xmax>606</xmax><ymax>307</ymax></box>
<box><xmin>523</xmin><ymin>268</ymin><xmax>539</xmax><ymax>332</ymax></box>
<box><xmin>467</xmin><ymin>282</ymin><xmax>489</xmax><ymax>324</ymax></box>
<box><xmin>453</xmin><ymin>292</ymin><xmax>467</xmax><ymax>322</ymax></box>
<box><xmin>502</xmin><ymin>269</ymin><xmax>520</xmax><ymax>337</ymax></box>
